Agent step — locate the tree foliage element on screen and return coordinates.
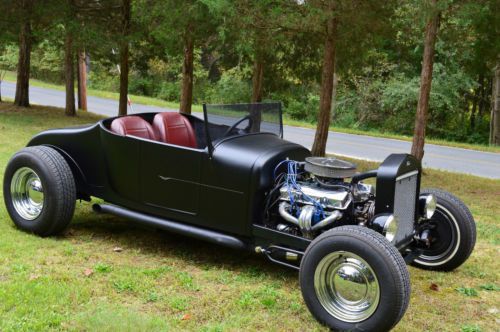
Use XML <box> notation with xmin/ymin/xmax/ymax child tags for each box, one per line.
<box><xmin>0</xmin><ymin>0</ymin><xmax>498</xmax><ymax>145</ymax></box>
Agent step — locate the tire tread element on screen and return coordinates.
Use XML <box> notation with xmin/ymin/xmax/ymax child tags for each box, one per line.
<box><xmin>4</xmin><ymin>146</ymin><xmax>76</xmax><ymax>236</ymax></box>
<box><xmin>414</xmin><ymin>188</ymin><xmax>476</xmax><ymax>271</ymax></box>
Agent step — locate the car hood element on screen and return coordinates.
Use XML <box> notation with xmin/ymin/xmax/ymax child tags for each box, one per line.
<box><xmin>211</xmin><ymin>132</ymin><xmax>309</xmax><ymax>194</ymax></box>
<box><xmin>213</xmin><ymin>133</ymin><xmax>310</xmax><ymax>168</ymax></box>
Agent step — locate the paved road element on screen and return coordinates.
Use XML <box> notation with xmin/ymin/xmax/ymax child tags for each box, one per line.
<box><xmin>2</xmin><ymin>81</ymin><xmax>499</xmax><ymax>179</ymax></box>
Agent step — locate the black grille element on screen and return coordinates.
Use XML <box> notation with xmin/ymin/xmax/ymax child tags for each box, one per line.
<box><xmin>393</xmin><ymin>171</ymin><xmax>418</xmax><ymax>243</ymax></box>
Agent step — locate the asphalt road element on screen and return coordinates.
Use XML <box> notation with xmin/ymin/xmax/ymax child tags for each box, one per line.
<box><xmin>2</xmin><ymin>81</ymin><xmax>499</xmax><ymax>179</ymax></box>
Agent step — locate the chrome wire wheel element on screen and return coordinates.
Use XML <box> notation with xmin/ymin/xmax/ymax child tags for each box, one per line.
<box><xmin>314</xmin><ymin>251</ymin><xmax>380</xmax><ymax>323</ymax></box>
<box><xmin>10</xmin><ymin>167</ymin><xmax>44</xmax><ymax>220</ymax></box>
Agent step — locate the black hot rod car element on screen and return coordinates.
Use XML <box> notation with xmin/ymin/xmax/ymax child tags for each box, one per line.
<box><xmin>3</xmin><ymin>103</ymin><xmax>476</xmax><ymax>331</ymax></box>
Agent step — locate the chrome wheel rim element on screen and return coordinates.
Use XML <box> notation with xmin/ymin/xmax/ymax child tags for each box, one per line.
<box><xmin>314</xmin><ymin>251</ymin><xmax>380</xmax><ymax>323</ymax></box>
<box><xmin>10</xmin><ymin>167</ymin><xmax>44</xmax><ymax>220</ymax></box>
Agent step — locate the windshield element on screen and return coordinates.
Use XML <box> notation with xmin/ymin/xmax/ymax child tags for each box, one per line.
<box><xmin>203</xmin><ymin>102</ymin><xmax>283</xmax><ymax>144</ymax></box>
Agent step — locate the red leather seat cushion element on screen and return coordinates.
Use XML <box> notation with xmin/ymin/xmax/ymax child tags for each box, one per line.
<box><xmin>110</xmin><ymin>116</ymin><xmax>158</xmax><ymax>140</ymax></box>
<box><xmin>153</xmin><ymin>112</ymin><xmax>197</xmax><ymax>148</ymax></box>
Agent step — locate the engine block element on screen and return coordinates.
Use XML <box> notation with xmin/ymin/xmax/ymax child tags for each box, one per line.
<box><xmin>279</xmin><ymin>183</ymin><xmax>351</xmax><ymax>210</ymax></box>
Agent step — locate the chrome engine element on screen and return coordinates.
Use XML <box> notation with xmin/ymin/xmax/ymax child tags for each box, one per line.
<box><xmin>273</xmin><ymin>157</ymin><xmax>374</xmax><ymax>239</ymax></box>
<box><xmin>279</xmin><ymin>185</ymin><xmax>352</xmax><ymax>210</ymax></box>
<box><xmin>265</xmin><ymin>154</ymin><xmax>426</xmax><ymax>248</ymax></box>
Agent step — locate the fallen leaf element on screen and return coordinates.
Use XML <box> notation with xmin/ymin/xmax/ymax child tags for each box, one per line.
<box><xmin>29</xmin><ymin>274</ymin><xmax>40</xmax><ymax>281</ymax></box>
<box><xmin>83</xmin><ymin>268</ymin><xmax>93</xmax><ymax>277</ymax></box>
<box><xmin>113</xmin><ymin>247</ymin><xmax>123</xmax><ymax>252</ymax></box>
<box><xmin>430</xmin><ymin>283</ymin><xmax>439</xmax><ymax>291</ymax></box>
<box><xmin>181</xmin><ymin>313</ymin><xmax>191</xmax><ymax>321</ymax></box>
<box><xmin>488</xmin><ymin>307</ymin><xmax>499</xmax><ymax>314</ymax></box>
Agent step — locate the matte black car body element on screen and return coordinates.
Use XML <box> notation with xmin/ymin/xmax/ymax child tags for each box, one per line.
<box><xmin>28</xmin><ymin>113</ymin><xmax>315</xmax><ymax>250</ymax></box>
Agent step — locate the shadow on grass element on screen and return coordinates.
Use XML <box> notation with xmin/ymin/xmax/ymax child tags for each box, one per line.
<box><xmin>67</xmin><ymin>205</ymin><xmax>297</xmax><ymax>280</ymax></box>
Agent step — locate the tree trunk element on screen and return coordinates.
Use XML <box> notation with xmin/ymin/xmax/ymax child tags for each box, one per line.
<box><xmin>0</xmin><ymin>71</ymin><xmax>5</xmax><ymax>102</ymax></box>
<box><xmin>470</xmin><ymin>88</ymin><xmax>478</xmax><ymax>129</ymax></box>
<box><xmin>14</xmin><ymin>17</ymin><xmax>32</xmax><ymax>107</ymax></box>
<box><xmin>490</xmin><ymin>63</ymin><xmax>500</xmax><ymax>145</ymax></box>
<box><xmin>330</xmin><ymin>72</ymin><xmax>338</xmax><ymax>121</ymax></box>
<box><xmin>311</xmin><ymin>14</ymin><xmax>337</xmax><ymax>157</ymax></box>
<box><xmin>249</xmin><ymin>55</ymin><xmax>265</xmax><ymax>132</ymax></box>
<box><xmin>180</xmin><ymin>33</ymin><xmax>194</xmax><ymax>115</ymax></box>
<box><xmin>251</xmin><ymin>57</ymin><xmax>264</xmax><ymax>103</ymax></box>
<box><xmin>411</xmin><ymin>1</ymin><xmax>440</xmax><ymax>161</ymax></box>
<box><xmin>118</xmin><ymin>0</ymin><xmax>131</xmax><ymax>116</ymax></box>
<box><xmin>482</xmin><ymin>78</ymin><xmax>492</xmax><ymax>117</ymax></box>
<box><xmin>64</xmin><ymin>31</ymin><xmax>76</xmax><ymax>116</ymax></box>
<box><xmin>478</xmin><ymin>75</ymin><xmax>486</xmax><ymax>117</ymax></box>
<box><xmin>77</xmin><ymin>51</ymin><xmax>88</xmax><ymax>111</ymax></box>
<box><xmin>76</xmin><ymin>53</ymin><xmax>81</xmax><ymax>109</ymax></box>
<box><xmin>118</xmin><ymin>44</ymin><xmax>130</xmax><ymax>116</ymax></box>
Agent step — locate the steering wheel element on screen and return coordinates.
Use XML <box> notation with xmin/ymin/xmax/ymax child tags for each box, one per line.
<box><xmin>222</xmin><ymin>115</ymin><xmax>254</xmax><ymax>138</ymax></box>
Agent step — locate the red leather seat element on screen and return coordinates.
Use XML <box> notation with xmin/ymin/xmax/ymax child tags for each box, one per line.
<box><xmin>153</xmin><ymin>112</ymin><xmax>197</xmax><ymax>148</ymax></box>
<box><xmin>110</xmin><ymin>116</ymin><xmax>158</xmax><ymax>140</ymax></box>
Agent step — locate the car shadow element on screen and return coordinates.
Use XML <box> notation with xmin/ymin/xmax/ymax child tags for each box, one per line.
<box><xmin>66</xmin><ymin>206</ymin><xmax>298</xmax><ymax>281</ymax></box>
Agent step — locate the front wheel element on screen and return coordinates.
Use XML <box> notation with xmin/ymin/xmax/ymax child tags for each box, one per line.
<box><xmin>412</xmin><ymin>188</ymin><xmax>476</xmax><ymax>271</ymax></box>
<box><xmin>3</xmin><ymin>146</ymin><xmax>76</xmax><ymax>236</ymax></box>
<box><xmin>300</xmin><ymin>226</ymin><xmax>410</xmax><ymax>331</ymax></box>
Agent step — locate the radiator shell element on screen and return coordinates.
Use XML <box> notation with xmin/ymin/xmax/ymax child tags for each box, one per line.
<box><xmin>375</xmin><ymin>154</ymin><xmax>421</xmax><ymax>246</ymax></box>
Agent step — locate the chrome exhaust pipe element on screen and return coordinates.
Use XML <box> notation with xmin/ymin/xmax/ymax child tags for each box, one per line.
<box><xmin>278</xmin><ymin>202</ymin><xmax>342</xmax><ymax>233</ymax></box>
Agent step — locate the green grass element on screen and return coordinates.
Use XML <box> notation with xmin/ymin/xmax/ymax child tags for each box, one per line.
<box><xmin>0</xmin><ymin>101</ymin><xmax>499</xmax><ymax>331</ymax></box>
<box><xmin>3</xmin><ymin>71</ymin><xmax>499</xmax><ymax>153</ymax></box>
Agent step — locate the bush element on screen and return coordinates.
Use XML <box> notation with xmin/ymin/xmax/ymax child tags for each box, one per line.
<box><xmin>379</xmin><ymin>75</ymin><xmax>420</xmax><ymax>134</ymax></box>
<box><xmin>0</xmin><ymin>45</ymin><xmax>19</xmax><ymax>71</ymax></box>
<box><xmin>128</xmin><ymin>74</ymin><xmax>155</xmax><ymax>96</ymax></box>
<box><xmin>88</xmin><ymin>69</ymin><xmax>119</xmax><ymax>92</ymax></box>
<box><xmin>155</xmin><ymin>81</ymin><xmax>180</xmax><ymax>102</ymax></box>
<box><xmin>206</xmin><ymin>68</ymin><xmax>251</xmax><ymax>104</ymax></box>
<box><xmin>284</xmin><ymin>94</ymin><xmax>319</xmax><ymax>122</ymax></box>
<box><xmin>30</xmin><ymin>40</ymin><xmax>65</xmax><ymax>84</ymax></box>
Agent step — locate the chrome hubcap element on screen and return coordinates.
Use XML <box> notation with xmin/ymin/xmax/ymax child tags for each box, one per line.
<box><xmin>10</xmin><ymin>167</ymin><xmax>44</xmax><ymax>220</ymax></box>
<box><xmin>314</xmin><ymin>251</ymin><xmax>380</xmax><ymax>322</ymax></box>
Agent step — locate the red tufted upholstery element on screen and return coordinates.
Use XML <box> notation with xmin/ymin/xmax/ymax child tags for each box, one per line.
<box><xmin>153</xmin><ymin>112</ymin><xmax>197</xmax><ymax>148</ymax></box>
<box><xmin>110</xmin><ymin>116</ymin><xmax>158</xmax><ymax>140</ymax></box>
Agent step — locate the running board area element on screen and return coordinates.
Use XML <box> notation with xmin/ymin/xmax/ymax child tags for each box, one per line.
<box><xmin>93</xmin><ymin>203</ymin><xmax>248</xmax><ymax>250</ymax></box>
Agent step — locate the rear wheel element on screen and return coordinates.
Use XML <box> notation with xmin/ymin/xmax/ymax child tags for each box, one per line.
<box><xmin>300</xmin><ymin>226</ymin><xmax>410</xmax><ymax>331</ymax></box>
<box><xmin>412</xmin><ymin>188</ymin><xmax>476</xmax><ymax>271</ymax></box>
<box><xmin>3</xmin><ymin>146</ymin><xmax>76</xmax><ymax>236</ymax></box>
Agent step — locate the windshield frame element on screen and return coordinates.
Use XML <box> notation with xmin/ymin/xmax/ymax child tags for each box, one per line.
<box><xmin>202</xmin><ymin>102</ymin><xmax>283</xmax><ymax>155</ymax></box>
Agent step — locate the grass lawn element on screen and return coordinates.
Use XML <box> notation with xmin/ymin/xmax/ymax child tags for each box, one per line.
<box><xmin>0</xmin><ymin>102</ymin><xmax>498</xmax><ymax>331</ymax></box>
<box><xmin>3</xmin><ymin>71</ymin><xmax>500</xmax><ymax>153</ymax></box>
